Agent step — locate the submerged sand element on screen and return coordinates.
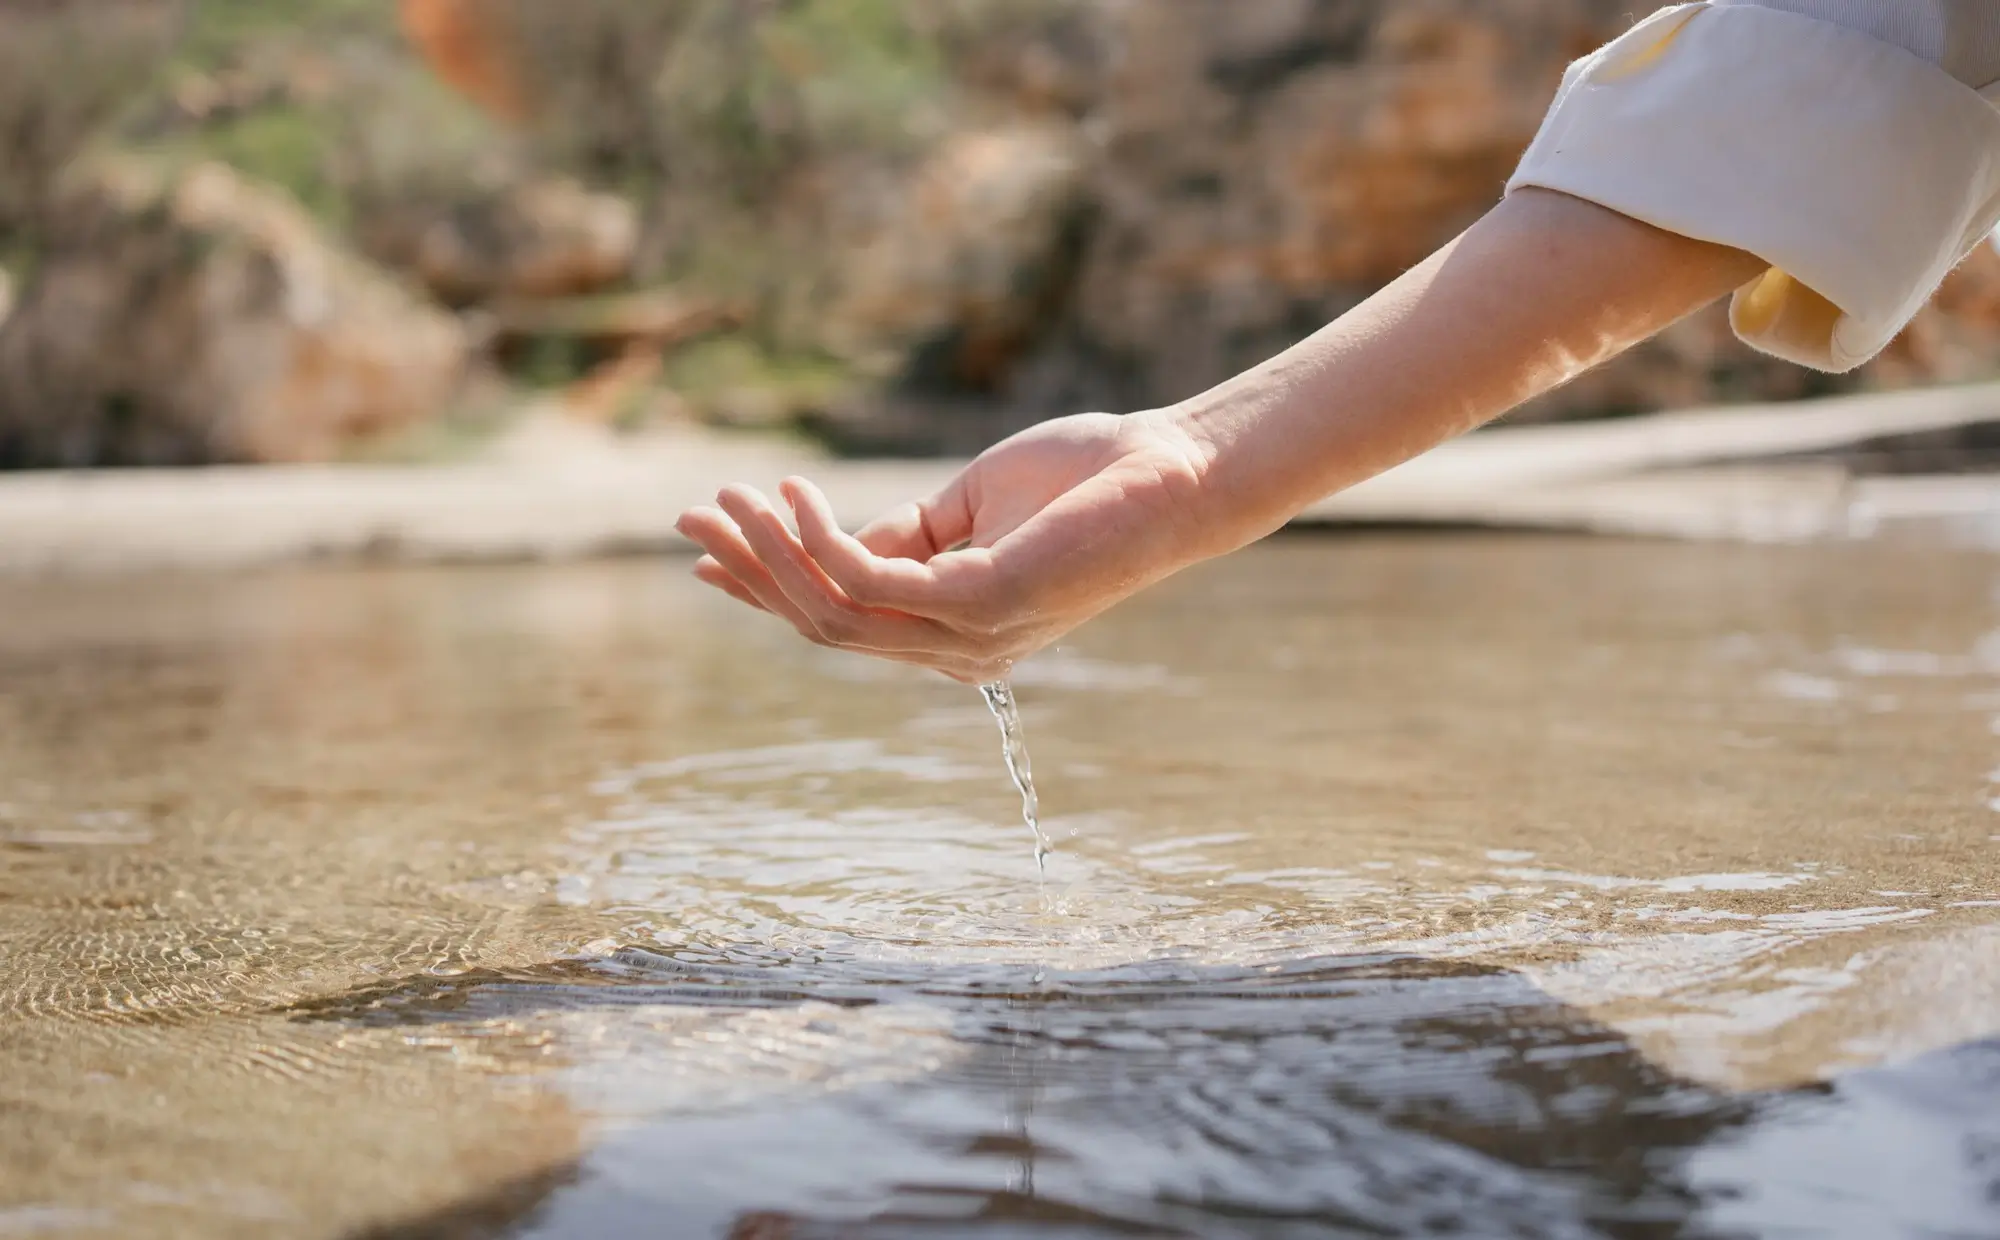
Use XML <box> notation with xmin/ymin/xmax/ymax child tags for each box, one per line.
<box><xmin>3</xmin><ymin>537</ymin><xmax>2000</xmax><ymax>1234</ymax></box>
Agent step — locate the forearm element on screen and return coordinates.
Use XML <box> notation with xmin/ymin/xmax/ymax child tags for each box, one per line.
<box><xmin>1168</xmin><ymin>188</ymin><xmax>1769</xmax><ymax>550</ymax></box>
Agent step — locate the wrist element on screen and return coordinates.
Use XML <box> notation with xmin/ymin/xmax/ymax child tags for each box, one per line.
<box><xmin>1131</xmin><ymin>404</ymin><xmax>1218</xmax><ymax>480</ymax></box>
<box><xmin>1129</xmin><ymin>402</ymin><xmax>1286</xmax><ymax>557</ymax></box>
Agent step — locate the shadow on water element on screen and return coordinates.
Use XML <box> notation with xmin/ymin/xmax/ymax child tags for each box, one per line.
<box><xmin>15</xmin><ymin>545</ymin><xmax>2000</xmax><ymax>1237</ymax></box>
<box><xmin>307</xmin><ymin>947</ymin><xmax>1789</xmax><ymax>1240</ymax></box>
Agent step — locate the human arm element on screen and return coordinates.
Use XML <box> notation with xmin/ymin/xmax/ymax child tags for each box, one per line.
<box><xmin>676</xmin><ymin>187</ymin><xmax>1762</xmax><ymax>682</ymax></box>
<box><xmin>680</xmin><ymin>1</ymin><xmax>2000</xmax><ymax>683</ymax></box>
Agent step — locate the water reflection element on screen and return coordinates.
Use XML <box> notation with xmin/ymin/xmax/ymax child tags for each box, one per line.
<box><xmin>6</xmin><ymin>539</ymin><xmax>2000</xmax><ymax>1236</ymax></box>
<box><xmin>321</xmin><ymin>943</ymin><xmax>2000</xmax><ymax>1239</ymax></box>
<box><xmin>320</xmin><ymin>948</ymin><xmax>1737</xmax><ymax>1238</ymax></box>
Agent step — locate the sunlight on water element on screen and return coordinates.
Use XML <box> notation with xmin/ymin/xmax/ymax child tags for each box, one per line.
<box><xmin>6</xmin><ymin>539</ymin><xmax>2000</xmax><ymax>1237</ymax></box>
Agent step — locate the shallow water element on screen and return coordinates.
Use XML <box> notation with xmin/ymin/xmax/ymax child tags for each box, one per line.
<box><xmin>5</xmin><ymin>536</ymin><xmax>2000</xmax><ymax>1238</ymax></box>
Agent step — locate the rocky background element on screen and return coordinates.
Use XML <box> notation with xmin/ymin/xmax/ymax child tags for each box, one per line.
<box><xmin>2</xmin><ymin>0</ymin><xmax>1998</xmax><ymax>467</ymax></box>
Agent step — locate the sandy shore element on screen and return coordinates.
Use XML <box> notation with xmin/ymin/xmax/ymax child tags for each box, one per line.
<box><xmin>6</xmin><ymin>383</ymin><xmax>2000</xmax><ymax>574</ymax></box>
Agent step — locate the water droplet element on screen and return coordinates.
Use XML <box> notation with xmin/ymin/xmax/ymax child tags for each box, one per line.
<box><xmin>980</xmin><ymin>681</ymin><xmax>1050</xmax><ymax>876</ymax></box>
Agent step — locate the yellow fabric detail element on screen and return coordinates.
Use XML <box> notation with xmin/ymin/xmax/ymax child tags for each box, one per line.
<box><xmin>1732</xmin><ymin>267</ymin><xmax>1845</xmax><ymax>357</ymax></box>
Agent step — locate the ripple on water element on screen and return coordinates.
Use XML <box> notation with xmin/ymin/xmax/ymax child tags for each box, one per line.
<box><xmin>568</xmin><ymin>736</ymin><xmax>1353</xmax><ymax>976</ymax></box>
<box><xmin>11</xmin><ymin>545</ymin><xmax>2000</xmax><ymax>1237</ymax></box>
<box><xmin>285</xmin><ymin>941</ymin><xmax>1740</xmax><ymax>1236</ymax></box>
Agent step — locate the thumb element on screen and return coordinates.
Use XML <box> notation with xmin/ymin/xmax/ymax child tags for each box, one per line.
<box><xmin>787</xmin><ymin>472</ymin><xmax>975</xmax><ymax>565</ymax></box>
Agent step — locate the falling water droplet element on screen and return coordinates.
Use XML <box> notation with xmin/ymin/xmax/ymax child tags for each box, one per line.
<box><xmin>980</xmin><ymin>681</ymin><xmax>1050</xmax><ymax>875</ymax></box>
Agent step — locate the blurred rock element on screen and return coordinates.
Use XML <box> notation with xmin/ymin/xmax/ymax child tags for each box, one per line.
<box><xmin>1016</xmin><ymin>0</ymin><xmax>1671</xmax><ymax>415</ymax></box>
<box><xmin>486</xmin><ymin>289</ymin><xmax>735</xmax><ymax>355</ymax></box>
<box><xmin>932</xmin><ymin>0</ymin><xmax>1109</xmax><ymax>120</ymax></box>
<box><xmin>0</xmin><ymin>161</ymin><xmax>467</xmax><ymax>466</ymax></box>
<box><xmin>1873</xmin><ymin>240</ymin><xmax>2000</xmax><ymax>390</ymax></box>
<box><xmin>557</xmin><ymin>348</ymin><xmax>666</xmax><ymax>426</ymax></box>
<box><xmin>813</xmin><ymin>0</ymin><xmax>2000</xmax><ymax>439</ymax></box>
<box><xmin>662</xmin><ymin>337</ymin><xmax>858</xmax><ymax>432</ymax></box>
<box><xmin>10</xmin><ymin>0</ymin><xmax>1990</xmax><ymax>470</ymax></box>
<box><xmin>365</xmin><ymin>178</ymin><xmax>639</xmax><ymax>307</ymax></box>
<box><xmin>0</xmin><ymin>0</ymin><xmax>181</xmax><ymax>239</ymax></box>
<box><xmin>828</xmin><ymin>122</ymin><xmax>1092</xmax><ymax>391</ymax></box>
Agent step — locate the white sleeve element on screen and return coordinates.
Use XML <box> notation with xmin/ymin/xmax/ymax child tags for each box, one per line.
<box><xmin>1506</xmin><ymin>2</ymin><xmax>2000</xmax><ymax>373</ymax></box>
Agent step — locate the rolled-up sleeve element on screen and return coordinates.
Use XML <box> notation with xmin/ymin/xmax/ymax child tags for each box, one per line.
<box><xmin>1506</xmin><ymin>2</ymin><xmax>2000</xmax><ymax>372</ymax></box>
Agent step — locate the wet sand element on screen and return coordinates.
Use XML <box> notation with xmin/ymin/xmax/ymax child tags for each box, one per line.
<box><xmin>3</xmin><ymin>536</ymin><xmax>2000</xmax><ymax>1236</ymax></box>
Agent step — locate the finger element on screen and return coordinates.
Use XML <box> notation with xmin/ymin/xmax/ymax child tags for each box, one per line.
<box><xmin>784</xmin><ymin>477</ymin><xmax>989</xmax><ymax>625</ymax></box>
<box><xmin>692</xmin><ymin>528</ymin><xmax>987</xmax><ymax>678</ymax></box>
<box><xmin>681</xmin><ymin>507</ymin><xmax>997</xmax><ymax>680</ymax></box>
<box><xmin>717</xmin><ymin>485</ymin><xmax>969</xmax><ymax>657</ymax></box>
<box><xmin>692</xmin><ymin>555</ymin><xmax>766</xmax><ymax>612</ymax></box>
<box><xmin>679</xmin><ymin>507</ymin><xmax>805</xmax><ymax>626</ymax></box>
<box><xmin>849</xmin><ymin>473</ymin><xmax>976</xmax><ymax>563</ymax></box>
<box><xmin>850</xmin><ymin>506</ymin><xmax>935</xmax><ymax>562</ymax></box>
<box><xmin>676</xmin><ymin>506</ymin><xmax>828</xmax><ymax>643</ymax></box>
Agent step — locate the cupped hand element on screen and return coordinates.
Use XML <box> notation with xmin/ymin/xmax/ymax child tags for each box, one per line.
<box><xmin>675</xmin><ymin>410</ymin><xmax>1217</xmax><ymax>683</ymax></box>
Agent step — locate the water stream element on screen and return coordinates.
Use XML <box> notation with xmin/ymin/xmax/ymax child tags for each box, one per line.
<box><xmin>980</xmin><ymin>679</ymin><xmax>1051</xmax><ymax>875</ymax></box>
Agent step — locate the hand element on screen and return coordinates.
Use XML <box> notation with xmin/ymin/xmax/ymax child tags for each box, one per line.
<box><xmin>675</xmin><ymin>410</ymin><xmax>1217</xmax><ymax>683</ymax></box>
<box><xmin>678</xmin><ymin>193</ymin><xmax>1764</xmax><ymax>684</ymax></box>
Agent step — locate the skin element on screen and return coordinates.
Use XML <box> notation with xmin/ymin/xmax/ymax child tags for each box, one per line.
<box><xmin>677</xmin><ymin>188</ymin><xmax>1769</xmax><ymax>683</ymax></box>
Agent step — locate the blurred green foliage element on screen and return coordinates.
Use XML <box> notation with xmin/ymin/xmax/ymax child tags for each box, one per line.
<box><xmin>2</xmin><ymin>0</ymin><xmax>1063</xmax><ymax>256</ymax></box>
<box><xmin>189</xmin><ymin>106</ymin><xmax>346</xmax><ymax>221</ymax></box>
<box><xmin>0</xmin><ymin>0</ymin><xmax>1085</xmax><ymax>442</ymax></box>
<box><xmin>664</xmin><ymin>336</ymin><xmax>855</xmax><ymax>427</ymax></box>
<box><xmin>656</xmin><ymin>0</ymin><xmax>950</xmax><ymax>185</ymax></box>
<box><xmin>176</xmin><ymin>0</ymin><xmax>390</xmax><ymax>68</ymax></box>
<box><xmin>0</xmin><ymin>2</ymin><xmax>184</xmax><ymax>244</ymax></box>
<box><xmin>156</xmin><ymin>0</ymin><xmax>503</xmax><ymax>233</ymax></box>
<box><xmin>482</xmin><ymin>0</ymin><xmax>1076</xmax><ymax>353</ymax></box>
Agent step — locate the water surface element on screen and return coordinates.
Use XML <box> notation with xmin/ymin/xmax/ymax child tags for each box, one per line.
<box><xmin>5</xmin><ymin>536</ymin><xmax>2000</xmax><ymax>1237</ymax></box>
